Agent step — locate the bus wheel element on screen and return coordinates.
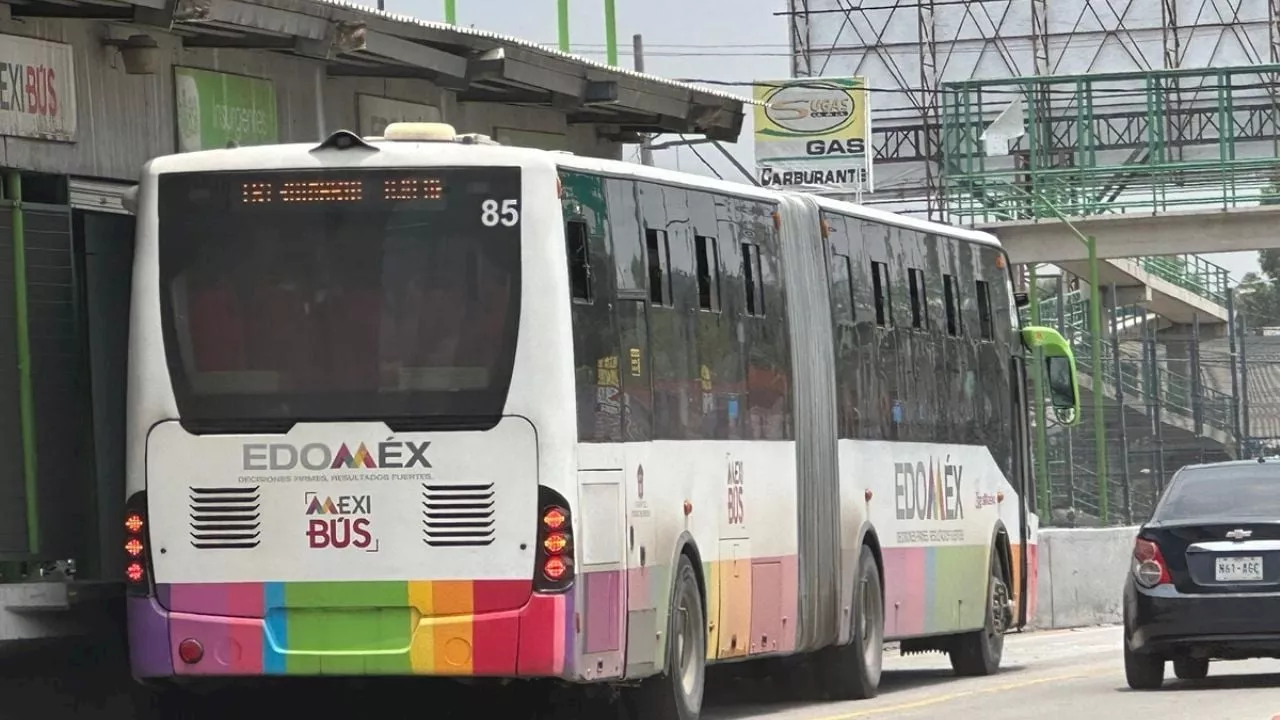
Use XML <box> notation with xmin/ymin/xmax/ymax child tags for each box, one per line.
<box><xmin>629</xmin><ymin>554</ymin><xmax>706</xmax><ymax>720</ymax></box>
<box><xmin>949</xmin><ymin>550</ymin><xmax>1007</xmax><ymax>677</ymax></box>
<box><xmin>817</xmin><ymin>544</ymin><xmax>883</xmax><ymax>700</ymax></box>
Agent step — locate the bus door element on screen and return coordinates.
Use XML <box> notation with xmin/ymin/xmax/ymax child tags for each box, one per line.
<box><xmin>617</xmin><ymin>296</ymin><xmax>659</xmax><ymax>677</ymax></box>
<box><xmin>1009</xmin><ymin>354</ymin><xmax>1033</xmax><ymax>628</ymax></box>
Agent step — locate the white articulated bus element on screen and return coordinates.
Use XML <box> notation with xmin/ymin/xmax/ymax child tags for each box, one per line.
<box><xmin>122</xmin><ymin>123</ymin><xmax>1081</xmax><ymax>719</ymax></box>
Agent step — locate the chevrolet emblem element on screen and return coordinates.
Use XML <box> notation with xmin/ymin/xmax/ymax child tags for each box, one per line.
<box><xmin>1225</xmin><ymin>529</ymin><xmax>1253</xmax><ymax>541</ymax></box>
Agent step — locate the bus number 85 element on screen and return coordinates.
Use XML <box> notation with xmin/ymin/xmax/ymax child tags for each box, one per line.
<box><xmin>481</xmin><ymin>198</ymin><xmax>520</xmax><ymax>227</ymax></box>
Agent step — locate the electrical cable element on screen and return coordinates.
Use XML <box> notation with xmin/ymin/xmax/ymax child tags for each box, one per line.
<box><xmin>681</xmin><ymin>141</ymin><xmax>724</xmax><ymax>180</ymax></box>
<box><xmin>666</xmin><ymin>78</ymin><xmax>1280</xmax><ymax>98</ymax></box>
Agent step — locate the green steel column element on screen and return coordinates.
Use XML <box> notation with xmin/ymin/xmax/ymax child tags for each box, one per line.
<box><xmin>1087</xmin><ymin>236</ymin><xmax>1109</xmax><ymax>523</ymax></box>
<box><xmin>558</xmin><ymin>0</ymin><xmax>570</xmax><ymax>51</ymax></box>
<box><xmin>444</xmin><ymin>0</ymin><xmax>456</xmax><ymax>23</ymax></box>
<box><xmin>6</xmin><ymin>171</ymin><xmax>38</xmax><ymax>554</ymax></box>
<box><xmin>604</xmin><ymin>0</ymin><xmax>617</xmax><ymax>65</ymax></box>
<box><xmin>1028</xmin><ymin>264</ymin><xmax>1050</xmax><ymax>517</ymax></box>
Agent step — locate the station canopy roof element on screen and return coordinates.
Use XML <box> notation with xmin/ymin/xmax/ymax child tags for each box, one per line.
<box><xmin>3</xmin><ymin>0</ymin><xmax>750</xmax><ymax>141</ymax></box>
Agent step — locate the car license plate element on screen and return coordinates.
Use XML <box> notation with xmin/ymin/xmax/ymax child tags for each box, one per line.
<box><xmin>1215</xmin><ymin>556</ymin><xmax>1264</xmax><ymax>582</ymax></box>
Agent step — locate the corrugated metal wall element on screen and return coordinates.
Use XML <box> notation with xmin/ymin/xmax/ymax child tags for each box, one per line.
<box><xmin>0</xmin><ymin>208</ymin><xmax>31</xmax><ymax>555</ymax></box>
<box><xmin>0</xmin><ymin>204</ymin><xmax>83</xmax><ymax>559</ymax></box>
<box><xmin>23</xmin><ymin>205</ymin><xmax>86</xmax><ymax>561</ymax></box>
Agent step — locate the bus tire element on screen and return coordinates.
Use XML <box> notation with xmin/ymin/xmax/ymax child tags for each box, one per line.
<box><xmin>949</xmin><ymin>550</ymin><xmax>1007</xmax><ymax>677</ymax></box>
<box><xmin>629</xmin><ymin>553</ymin><xmax>706</xmax><ymax>720</ymax></box>
<box><xmin>817</xmin><ymin>544</ymin><xmax>883</xmax><ymax>700</ymax></box>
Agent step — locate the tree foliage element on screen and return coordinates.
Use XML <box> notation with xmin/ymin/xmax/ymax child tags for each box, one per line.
<box><xmin>1234</xmin><ymin>180</ymin><xmax>1280</xmax><ymax>328</ymax></box>
<box><xmin>1237</xmin><ymin>254</ymin><xmax>1280</xmax><ymax>329</ymax></box>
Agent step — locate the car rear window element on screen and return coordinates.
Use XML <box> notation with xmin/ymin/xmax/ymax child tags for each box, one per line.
<box><xmin>1153</xmin><ymin>464</ymin><xmax>1280</xmax><ymax>521</ymax></box>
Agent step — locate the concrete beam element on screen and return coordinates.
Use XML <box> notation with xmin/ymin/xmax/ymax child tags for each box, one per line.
<box><xmin>1100</xmin><ymin>284</ymin><xmax>1152</xmax><ymax>308</ymax></box>
<box><xmin>1057</xmin><ymin>257</ymin><xmax>1228</xmax><ymax>324</ymax></box>
<box><xmin>987</xmin><ymin>204</ymin><xmax>1280</xmax><ymax>264</ymax></box>
<box><xmin>359</xmin><ymin>30</ymin><xmax>469</xmax><ymax>81</ymax></box>
<box><xmin>1158</xmin><ymin>322</ymin><xmax>1229</xmax><ymax>341</ymax></box>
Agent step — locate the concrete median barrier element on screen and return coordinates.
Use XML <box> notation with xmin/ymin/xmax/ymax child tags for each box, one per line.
<box><xmin>1033</xmin><ymin>526</ymin><xmax>1139</xmax><ymax>629</ymax></box>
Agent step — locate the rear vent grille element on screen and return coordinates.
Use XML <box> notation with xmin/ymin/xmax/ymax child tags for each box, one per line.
<box><xmin>189</xmin><ymin>486</ymin><xmax>262</xmax><ymax>549</ymax></box>
<box><xmin>422</xmin><ymin>483</ymin><xmax>496</xmax><ymax>547</ymax></box>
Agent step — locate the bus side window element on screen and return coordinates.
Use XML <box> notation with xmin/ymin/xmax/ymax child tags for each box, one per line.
<box><xmin>639</xmin><ymin>182</ymin><xmax>696</xmax><ymax>440</ymax></box>
<box><xmin>562</xmin><ymin>171</ymin><xmax>620</xmax><ymax>443</ymax></box>
<box><xmin>831</xmin><ymin>253</ymin><xmax>855</xmax><ymax>326</ymax></box>
<box><xmin>646</xmin><ymin>229</ymin><xmax>672</xmax><ymax>306</ymax></box>
<box><xmin>566</xmin><ymin>219</ymin><xmax>592</xmax><ymax>302</ymax></box>
<box><xmin>694</xmin><ymin>234</ymin><xmax>722</xmax><ymax>312</ymax></box>
<box><xmin>687</xmin><ymin>191</ymin><xmax>734</xmax><ymax>439</ymax></box>
<box><xmin>742</xmin><ymin>242</ymin><xmax>764</xmax><ymax>316</ymax></box>
<box><xmin>943</xmin><ymin>273</ymin><xmax>962</xmax><ymax>336</ymax></box>
<box><xmin>824</xmin><ymin>211</ymin><xmax>863</xmax><ymax>440</ymax></box>
<box><xmin>907</xmin><ymin>267</ymin><xmax>927</xmax><ymax>329</ymax></box>
<box><xmin>976</xmin><ymin>280</ymin><xmax>994</xmax><ymax>340</ymax></box>
<box><xmin>743</xmin><ymin>202</ymin><xmax>793</xmax><ymax>441</ymax></box>
<box><xmin>604</xmin><ymin>177</ymin><xmax>652</xmax><ymax>442</ymax></box>
<box><xmin>606</xmin><ymin>179</ymin><xmax>645</xmax><ymax>295</ymax></box>
<box><xmin>871</xmin><ymin>260</ymin><xmax>891</xmax><ymax>326</ymax></box>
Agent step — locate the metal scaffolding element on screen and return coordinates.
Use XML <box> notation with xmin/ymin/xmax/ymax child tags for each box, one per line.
<box><xmin>941</xmin><ymin>63</ymin><xmax>1280</xmax><ymax>222</ymax></box>
<box><xmin>785</xmin><ymin>0</ymin><xmax>1280</xmax><ymax>213</ymax></box>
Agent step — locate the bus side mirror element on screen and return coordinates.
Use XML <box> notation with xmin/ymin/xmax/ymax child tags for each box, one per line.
<box><xmin>1021</xmin><ymin>326</ymin><xmax>1081</xmax><ymax>426</ymax></box>
<box><xmin>1014</xmin><ymin>291</ymin><xmax>1030</xmax><ymax>308</ymax></box>
<box><xmin>122</xmin><ymin>185</ymin><xmax>139</xmax><ymax>215</ymax></box>
<box><xmin>1045</xmin><ymin>355</ymin><xmax>1079</xmax><ymax>425</ymax></box>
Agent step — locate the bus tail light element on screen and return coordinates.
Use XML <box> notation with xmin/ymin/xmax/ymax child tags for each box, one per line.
<box><xmin>124</xmin><ymin>491</ymin><xmax>152</xmax><ymax>596</ymax></box>
<box><xmin>535</xmin><ymin>486</ymin><xmax>574</xmax><ymax>593</ymax></box>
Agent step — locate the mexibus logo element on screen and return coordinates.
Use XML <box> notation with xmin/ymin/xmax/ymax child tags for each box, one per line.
<box><xmin>305</xmin><ymin>492</ymin><xmax>377</xmax><ymax>551</ymax></box>
<box><xmin>242</xmin><ymin>441</ymin><xmax>431</xmax><ymax>471</ymax></box>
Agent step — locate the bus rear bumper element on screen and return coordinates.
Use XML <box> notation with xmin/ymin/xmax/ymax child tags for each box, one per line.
<box><xmin>127</xmin><ymin>590</ymin><xmax>575</xmax><ymax>680</ymax></box>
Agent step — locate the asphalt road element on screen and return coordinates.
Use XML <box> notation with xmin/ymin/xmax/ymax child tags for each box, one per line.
<box><xmin>704</xmin><ymin>625</ymin><xmax>1280</xmax><ymax>720</ymax></box>
<box><xmin>3</xmin><ymin>625</ymin><xmax>1277</xmax><ymax>718</ymax></box>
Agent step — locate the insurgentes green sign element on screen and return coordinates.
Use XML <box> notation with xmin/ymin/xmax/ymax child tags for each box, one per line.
<box><xmin>174</xmin><ymin>67</ymin><xmax>278</xmax><ymax>152</ymax></box>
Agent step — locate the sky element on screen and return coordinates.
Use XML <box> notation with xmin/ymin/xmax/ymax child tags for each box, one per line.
<box><xmin>387</xmin><ymin>0</ymin><xmax>1261</xmax><ymax>281</ymax></box>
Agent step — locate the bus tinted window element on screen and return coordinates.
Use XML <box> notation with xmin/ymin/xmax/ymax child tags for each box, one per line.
<box><xmin>566</xmin><ymin>219</ymin><xmax>592</xmax><ymax>302</ymax></box>
<box><xmin>157</xmin><ymin>168</ymin><xmax>521</xmax><ymax>430</ymax></box>
<box><xmin>1154</xmin><ymin>465</ymin><xmax>1280</xmax><ymax>521</ymax></box>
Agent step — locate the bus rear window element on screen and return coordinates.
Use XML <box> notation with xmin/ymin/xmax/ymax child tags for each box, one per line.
<box><xmin>157</xmin><ymin>167</ymin><xmax>522</xmax><ymax>431</ymax></box>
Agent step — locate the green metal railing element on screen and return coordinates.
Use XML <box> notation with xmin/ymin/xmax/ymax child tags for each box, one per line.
<box><xmin>1043</xmin><ymin>448</ymin><xmax>1161</xmax><ymax>523</ymax></box>
<box><xmin>942</xmin><ymin>64</ymin><xmax>1271</xmax><ymax>314</ymax></box>
<box><xmin>1137</xmin><ymin>254</ymin><xmax>1232</xmax><ymax>307</ymax></box>
<box><xmin>943</xmin><ymin>158</ymin><xmax>1280</xmax><ymax>220</ymax></box>
<box><xmin>942</xmin><ymin>63</ymin><xmax>1280</xmax><ymax>221</ymax></box>
<box><xmin>955</xmin><ymin>64</ymin><xmax>1266</xmax><ymax>523</ymax></box>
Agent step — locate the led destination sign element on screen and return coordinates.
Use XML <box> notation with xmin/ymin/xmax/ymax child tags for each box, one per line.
<box><xmin>240</xmin><ymin>177</ymin><xmax>445</xmax><ymax>204</ymax></box>
<box><xmin>165</xmin><ymin>167</ymin><xmax>518</xmax><ymax>213</ymax></box>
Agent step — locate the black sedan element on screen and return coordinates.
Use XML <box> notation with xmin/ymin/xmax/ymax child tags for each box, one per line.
<box><xmin>1123</xmin><ymin>458</ymin><xmax>1280</xmax><ymax>689</ymax></box>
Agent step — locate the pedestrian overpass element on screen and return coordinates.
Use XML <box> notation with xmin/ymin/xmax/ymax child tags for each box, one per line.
<box><xmin>940</xmin><ymin>63</ymin><xmax>1280</xmax><ymax>523</ymax></box>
